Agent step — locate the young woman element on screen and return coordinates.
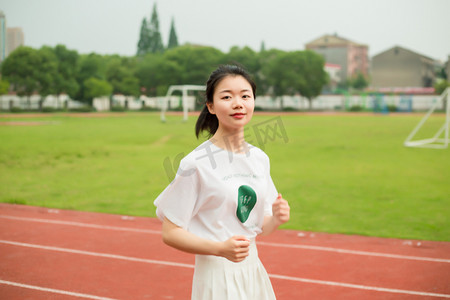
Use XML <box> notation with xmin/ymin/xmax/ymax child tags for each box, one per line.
<box><xmin>154</xmin><ymin>65</ymin><xmax>290</xmax><ymax>299</ymax></box>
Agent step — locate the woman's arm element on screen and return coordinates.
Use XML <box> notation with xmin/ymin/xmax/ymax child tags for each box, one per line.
<box><xmin>162</xmin><ymin>217</ymin><xmax>250</xmax><ymax>262</ymax></box>
<box><xmin>261</xmin><ymin>194</ymin><xmax>290</xmax><ymax>236</ymax></box>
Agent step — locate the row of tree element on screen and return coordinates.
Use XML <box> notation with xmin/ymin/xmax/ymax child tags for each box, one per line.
<box><xmin>0</xmin><ymin>43</ymin><xmax>329</xmax><ymax>109</ymax></box>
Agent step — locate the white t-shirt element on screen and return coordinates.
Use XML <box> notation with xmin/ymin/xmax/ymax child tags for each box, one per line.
<box><xmin>154</xmin><ymin>140</ymin><xmax>278</xmax><ymax>242</ymax></box>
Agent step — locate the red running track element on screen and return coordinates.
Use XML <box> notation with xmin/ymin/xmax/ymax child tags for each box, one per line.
<box><xmin>0</xmin><ymin>203</ymin><xmax>449</xmax><ymax>300</ymax></box>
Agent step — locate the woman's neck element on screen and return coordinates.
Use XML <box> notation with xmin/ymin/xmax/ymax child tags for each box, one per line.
<box><xmin>210</xmin><ymin>127</ymin><xmax>248</xmax><ymax>154</ymax></box>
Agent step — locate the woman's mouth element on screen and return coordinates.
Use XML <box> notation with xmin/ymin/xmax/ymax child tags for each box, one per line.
<box><xmin>230</xmin><ymin>113</ymin><xmax>246</xmax><ymax>119</ymax></box>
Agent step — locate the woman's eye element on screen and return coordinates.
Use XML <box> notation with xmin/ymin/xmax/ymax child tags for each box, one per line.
<box><xmin>222</xmin><ymin>96</ymin><xmax>231</xmax><ymax>100</ymax></box>
<box><xmin>242</xmin><ymin>95</ymin><xmax>251</xmax><ymax>99</ymax></box>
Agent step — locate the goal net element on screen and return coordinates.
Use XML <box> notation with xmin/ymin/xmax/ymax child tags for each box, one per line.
<box><xmin>404</xmin><ymin>87</ymin><xmax>450</xmax><ymax>149</ymax></box>
<box><xmin>160</xmin><ymin>85</ymin><xmax>205</xmax><ymax>122</ymax></box>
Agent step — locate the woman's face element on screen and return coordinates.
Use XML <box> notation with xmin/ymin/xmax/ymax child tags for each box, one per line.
<box><xmin>207</xmin><ymin>75</ymin><xmax>255</xmax><ymax>132</ymax></box>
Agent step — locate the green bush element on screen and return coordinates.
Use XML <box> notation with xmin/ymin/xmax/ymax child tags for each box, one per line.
<box><xmin>387</xmin><ymin>105</ymin><xmax>397</xmax><ymax>112</ymax></box>
<box><xmin>10</xmin><ymin>107</ymin><xmax>23</xmax><ymax>113</ymax></box>
<box><xmin>139</xmin><ymin>106</ymin><xmax>159</xmax><ymax>112</ymax></box>
<box><xmin>110</xmin><ymin>106</ymin><xmax>126</xmax><ymax>112</ymax></box>
<box><xmin>68</xmin><ymin>106</ymin><xmax>96</xmax><ymax>113</ymax></box>
<box><xmin>349</xmin><ymin>105</ymin><xmax>363</xmax><ymax>112</ymax></box>
<box><xmin>282</xmin><ymin>107</ymin><xmax>298</xmax><ymax>112</ymax></box>
<box><xmin>170</xmin><ymin>106</ymin><xmax>183</xmax><ymax>111</ymax></box>
<box><xmin>42</xmin><ymin>107</ymin><xmax>62</xmax><ymax>113</ymax></box>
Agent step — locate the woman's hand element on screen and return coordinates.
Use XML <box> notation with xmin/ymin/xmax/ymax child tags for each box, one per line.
<box><xmin>218</xmin><ymin>236</ymin><xmax>250</xmax><ymax>263</ymax></box>
<box><xmin>272</xmin><ymin>193</ymin><xmax>290</xmax><ymax>226</ymax></box>
<box><xmin>261</xmin><ymin>193</ymin><xmax>290</xmax><ymax>236</ymax></box>
<box><xmin>162</xmin><ymin>217</ymin><xmax>251</xmax><ymax>262</ymax></box>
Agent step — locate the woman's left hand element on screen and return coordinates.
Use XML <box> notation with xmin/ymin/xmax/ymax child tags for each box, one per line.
<box><xmin>272</xmin><ymin>193</ymin><xmax>290</xmax><ymax>226</ymax></box>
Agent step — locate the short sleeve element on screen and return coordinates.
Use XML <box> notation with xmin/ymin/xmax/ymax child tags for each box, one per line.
<box><xmin>263</xmin><ymin>154</ymin><xmax>278</xmax><ymax>216</ymax></box>
<box><xmin>154</xmin><ymin>158</ymin><xmax>199</xmax><ymax>229</ymax></box>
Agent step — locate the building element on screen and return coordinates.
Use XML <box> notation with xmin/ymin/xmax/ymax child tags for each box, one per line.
<box><xmin>6</xmin><ymin>27</ymin><xmax>24</xmax><ymax>56</ymax></box>
<box><xmin>0</xmin><ymin>11</ymin><xmax>25</xmax><ymax>62</ymax></box>
<box><xmin>371</xmin><ymin>46</ymin><xmax>436</xmax><ymax>90</ymax></box>
<box><xmin>323</xmin><ymin>63</ymin><xmax>342</xmax><ymax>92</ymax></box>
<box><xmin>0</xmin><ymin>11</ymin><xmax>6</xmax><ymax>63</ymax></box>
<box><xmin>305</xmin><ymin>33</ymin><xmax>369</xmax><ymax>81</ymax></box>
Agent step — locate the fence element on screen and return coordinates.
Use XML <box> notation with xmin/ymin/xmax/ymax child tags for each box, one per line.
<box><xmin>0</xmin><ymin>94</ymin><xmax>441</xmax><ymax>112</ymax></box>
<box><xmin>0</xmin><ymin>94</ymin><xmax>87</xmax><ymax>111</ymax></box>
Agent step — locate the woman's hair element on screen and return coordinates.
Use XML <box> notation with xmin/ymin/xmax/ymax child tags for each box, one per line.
<box><xmin>195</xmin><ymin>65</ymin><xmax>256</xmax><ymax>138</ymax></box>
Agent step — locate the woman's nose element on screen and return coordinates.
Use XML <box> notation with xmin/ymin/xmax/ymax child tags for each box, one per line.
<box><xmin>232</xmin><ymin>97</ymin><xmax>244</xmax><ymax>108</ymax></box>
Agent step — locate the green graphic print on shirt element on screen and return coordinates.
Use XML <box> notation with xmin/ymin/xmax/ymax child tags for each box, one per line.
<box><xmin>236</xmin><ymin>185</ymin><xmax>257</xmax><ymax>223</ymax></box>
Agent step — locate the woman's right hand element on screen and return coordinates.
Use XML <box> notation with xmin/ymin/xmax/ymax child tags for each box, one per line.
<box><xmin>218</xmin><ymin>236</ymin><xmax>250</xmax><ymax>263</ymax></box>
<box><xmin>162</xmin><ymin>218</ymin><xmax>251</xmax><ymax>261</ymax></box>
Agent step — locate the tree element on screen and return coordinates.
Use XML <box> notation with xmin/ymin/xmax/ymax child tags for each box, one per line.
<box><xmin>148</xmin><ymin>3</ymin><xmax>164</xmax><ymax>54</ymax></box>
<box><xmin>84</xmin><ymin>77</ymin><xmax>113</xmax><ymax>104</ymax></box>
<box><xmin>262</xmin><ymin>49</ymin><xmax>291</xmax><ymax>107</ymax></box>
<box><xmin>260</xmin><ymin>41</ymin><xmax>266</xmax><ymax>53</ymax></box>
<box><xmin>167</xmin><ymin>17</ymin><xmax>179</xmax><ymax>49</ymax></box>
<box><xmin>2</xmin><ymin>46</ymin><xmax>59</xmax><ymax>109</ymax></box>
<box><xmin>120</xmin><ymin>76</ymin><xmax>140</xmax><ymax>97</ymax></box>
<box><xmin>287</xmin><ymin>50</ymin><xmax>328</xmax><ymax>109</ymax></box>
<box><xmin>259</xmin><ymin>48</ymin><xmax>285</xmax><ymax>96</ymax></box>
<box><xmin>263</xmin><ymin>50</ymin><xmax>328</xmax><ymax>110</ymax></box>
<box><xmin>351</xmin><ymin>72</ymin><xmax>369</xmax><ymax>90</ymax></box>
<box><xmin>226</xmin><ymin>46</ymin><xmax>260</xmax><ymax>73</ymax></box>
<box><xmin>434</xmin><ymin>79</ymin><xmax>450</xmax><ymax>95</ymax></box>
<box><xmin>164</xmin><ymin>45</ymin><xmax>225</xmax><ymax>85</ymax></box>
<box><xmin>75</xmin><ymin>53</ymin><xmax>107</xmax><ymax>103</ymax></box>
<box><xmin>105</xmin><ymin>56</ymin><xmax>140</xmax><ymax>97</ymax></box>
<box><xmin>36</xmin><ymin>46</ymin><xmax>59</xmax><ymax>108</ymax></box>
<box><xmin>52</xmin><ymin>45</ymin><xmax>80</xmax><ymax>102</ymax></box>
<box><xmin>1</xmin><ymin>46</ymin><xmax>41</xmax><ymax>99</ymax></box>
<box><xmin>0</xmin><ymin>80</ymin><xmax>9</xmax><ymax>95</ymax></box>
<box><xmin>136</xmin><ymin>4</ymin><xmax>164</xmax><ymax>55</ymax></box>
<box><xmin>137</xmin><ymin>18</ymin><xmax>151</xmax><ymax>56</ymax></box>
<box><xmin>135</xmin><ymin>53</ymin><xmax>182</xmax><ymax>96</ymax></box>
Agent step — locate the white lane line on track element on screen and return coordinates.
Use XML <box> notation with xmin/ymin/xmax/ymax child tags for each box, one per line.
<box><xmin>0</xmin><ymin>215</ymin><xmax>160</xmax><ymax>234</ymax></box>
<box><xmin>1</xmin><ymin>240</ymin><xmax>449</xmax><ymax>299</ymax></box>
<box><xmin>268</xmin><ymin>274</ymin><xmax>450</xmax><ymax>299</ymax></box>
<box><xmin>1</xmin><ymin>214</ymin><xmax>448</xmax><ymax>264</ymax></box>
<box><xmin>0</xmin><ymin>279</ymin><xmax>118</xmax><ymax>300</ymax></box>
<box><xmin>0</xmin><ymin>240</ymin><xmax>194</xmax><ymax>269</ymax></box>
<box><xmin>258</xmin><ymin>241</ymin><xmax>450</xmax><ymax>263</ymax></box>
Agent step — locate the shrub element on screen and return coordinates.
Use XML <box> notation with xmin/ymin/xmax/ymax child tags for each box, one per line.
<box><xmin>42</xmin><ymin>107</ymin><xmax>61</xmax><ymax>113</ymax></box>
<box><xmin>10</xmin><ymin>107</ymin><xmax>23</xmax><ymax>113</ymax></box>
<box><xmin>282</xmin><ymin>107</ymin><xmax>298</xmax><ymax>112</ymax></box>
<box><xmin>140</xmin><ymin>106</ymin><xmax>159</xmax><ymax>112</ymax></box>
<box><xmin>68</xmin><ymin>106</ymin><xmax>96</xmax><ymax>113</ymax></box>
<box><xmin>349</xmin><ymin>105</ymin><xmax>363</xmax><ymax>112</ymax></box>
<box><xmin>110</xmin><ymin>106</ymin><xmax>126</xmax><ymax>112</ymax></box>
<box><xmin>387</xmin><ymin>105</ymin><xmax>397</xmax><ymax>112</ymax></box>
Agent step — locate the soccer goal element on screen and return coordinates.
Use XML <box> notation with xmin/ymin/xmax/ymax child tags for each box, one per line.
<box><xmin>160</xmin><ymin>85</ymin><xmax>205</xmax><ymax>122</ymax></box>
<box><xmin>404</xmin><ymin>87</ymin><xmax>450</xmax><ymax>149</ymax></box>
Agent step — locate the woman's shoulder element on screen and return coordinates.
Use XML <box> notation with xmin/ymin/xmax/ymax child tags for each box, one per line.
<box><xmin>178</xmin><ymin>140</ymin><xmax>212</xmax><ymax>169</ymax></box>
<box><xmin>248</xmin><ymin>143</ymin><xmax>270</xmax><ymax>159</ymax></box>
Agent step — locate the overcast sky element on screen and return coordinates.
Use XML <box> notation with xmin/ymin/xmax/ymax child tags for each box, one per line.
<box><xmin>1</xmin><ymin>0</ymin><xmax>449</xmax><ymax>61</ymax></box>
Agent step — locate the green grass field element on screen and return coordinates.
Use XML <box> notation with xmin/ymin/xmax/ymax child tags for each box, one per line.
<box><xmin>0</xmin><ymin>112</ymin><xmax>448</xmax><ymax>241</ymax></box>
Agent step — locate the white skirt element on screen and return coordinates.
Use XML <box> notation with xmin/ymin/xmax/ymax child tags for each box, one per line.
<box><xmin>191</xmin><ymin>240</ymin><xmax>276</xmax><ymax>300</ymax></box>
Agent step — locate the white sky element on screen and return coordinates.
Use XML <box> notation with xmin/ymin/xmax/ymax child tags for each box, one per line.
<box><xmin>1</xmin><ymin>0</ymin><xmax>449</xmax><ymax>61</ymax></box>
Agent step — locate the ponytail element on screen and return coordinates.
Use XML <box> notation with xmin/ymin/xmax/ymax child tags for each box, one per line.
<box><xmin>195</xmin><ymin>105</ymin><xmax>218</xmax><ymax>138</ymax></box>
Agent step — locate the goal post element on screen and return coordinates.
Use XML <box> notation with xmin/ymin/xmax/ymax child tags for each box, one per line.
<box><xmin>160</xmin><ymin>85</ymin><xmax>206</xmax><ymax>122</ymax></box>
<box><xmin>404</xmin><ymin>87</ymin><xmax>450</xmax><ymax>149</ymax></box>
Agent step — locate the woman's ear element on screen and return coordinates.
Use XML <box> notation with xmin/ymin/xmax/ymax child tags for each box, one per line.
<box><xmin>206</xmin><ymin>102</ymin><xmax>215</xmax><ymax>114</ymax></box>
